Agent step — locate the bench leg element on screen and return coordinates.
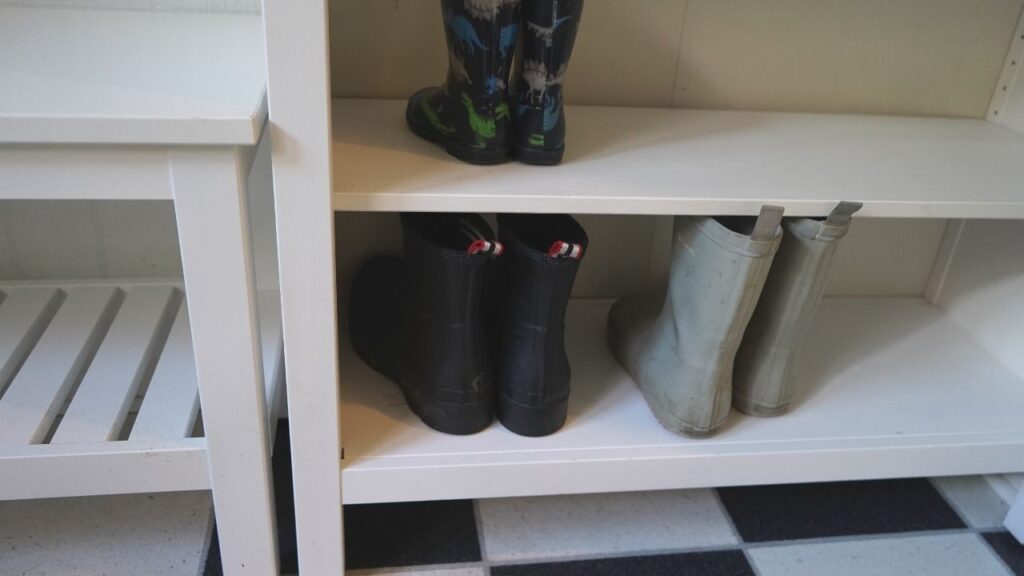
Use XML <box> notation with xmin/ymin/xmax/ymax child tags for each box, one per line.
<box><xmin>171</xmin><ymin>148</ymin><xmax>279</xmax><ymax>576</ymax></box>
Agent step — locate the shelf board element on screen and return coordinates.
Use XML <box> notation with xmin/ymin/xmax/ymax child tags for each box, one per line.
<box><xmin>0</xmin><ymin>281</ymin><xmax>284</xmax><ymax>500</ymax></box>
<box><xmin>332</xmin><ymin>98</ymin><xmax>1024</xmax><ymax>218</ymax></box>
<box><xmin>338</xmin><ymin>298</ymin><xmax>1024</xmax><ymax>504</ymax></box>
<box><xmin>0</xmin><ymin>7</ymin><xmax>266</xmax><ymax>145</ymax></box>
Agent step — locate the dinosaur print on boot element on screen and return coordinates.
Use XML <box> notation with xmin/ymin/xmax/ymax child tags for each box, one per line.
<box><xmin>445</xmin><ymin>10</ymin><xmax>489</xmax><ymax>54</ymax></box>
<box><xmin>449</xmin><ymin>49</ymin><xmax>472</xmax><ymax>85</ymax></box>
<box><xmin>420</xmin><ymin>100</ymin><xmax>456</xmax><ymax>137</ymax></box>
<box><xmin>461</xmin><ymin>92</ymin><xmax>510</xmax><ymax>148</ymax></box>
<box><xmin>499</xmin><ymin>22</ymin><xmax>519</xmax><ymax>57</ymax></box>
<box><xmin>485</xmin><ymin>76</ymin><xmax>507</xmax><ymax>96</ymax></box>
<box><xmin>521</xmin><ymin>61</ymin><xmax>566</xmax><ymax>103</ymax></box>
<box><xmin>465</xmin><ymin>0</ymin><xmax>517</xmax><ymax>21</ymax></box>
<box><xmin>527</xmin><ymin>16</ymin><xmax>571</xmax><ymax>47</ymax></box>
<box><xmin>407</xmin><ymin>0</ymin><xmax>520</xmax><ymax>165</ymax></box>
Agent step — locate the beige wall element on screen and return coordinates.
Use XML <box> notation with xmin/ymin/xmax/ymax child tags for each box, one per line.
<box><xmin>331</xmin><ymin>0</ymin><xmax>1022</xmax><ymax>117</ymax></box>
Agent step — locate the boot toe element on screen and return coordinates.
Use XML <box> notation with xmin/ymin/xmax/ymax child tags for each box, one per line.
<box><xmin>405</xmin><ymin>87</ymin><xmax>511</xmax><ymax>165</ymax></box>
<box><xmin>349</xmin><ymin>256</ymin><xmax>404</xmax><ymax>381</ymax></box>
<box><xmin>406</xmin><ymin>87</ymin><xmax>439</xmax><ymax>117</ymax></box>
<box><xmin>405</xmin><ymin>87</ymin><xmax>445</xmax><ymax>142</ymax></box>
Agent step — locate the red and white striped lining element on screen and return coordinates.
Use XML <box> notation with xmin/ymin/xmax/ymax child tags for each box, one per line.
<box><xmin>468</xmin><ymin>239</ymin><xmax>504</xmax><ymax>256</ymax></box>
<box><xmin>548</xmin><ymin>241</ymin><xmax>583</xmax><ymax>260</ymax></box>
<box><xmin>460</xmin><ymin>219</ymin><xmax>504</xmax><ymax>256</ymax></box>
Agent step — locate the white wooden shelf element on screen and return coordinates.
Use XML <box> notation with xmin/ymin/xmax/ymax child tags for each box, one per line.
<box><xmin>338</xmin><ymin>298</ymin><xmax>1024</xmax><ymax>504</ymax></box>
<box><xmin>332</xmin><ymin>98</ymin><xmax>1024</xmax><ymax>219</ymax></box>
<box><xmin>0</xmin><ymin>282</ymin><xmax>283</xmax><ymax>501</ymax></box>
<box><xmin>0</xmin><ymin>7</ymin><xmax>266</xmax><ymax>146</ymax></box>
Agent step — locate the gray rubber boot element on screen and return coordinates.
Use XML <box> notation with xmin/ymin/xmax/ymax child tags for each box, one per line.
<box><xmin>608</xmin><ymin>206</ymin><xmax>784</xmax><ymax>437</ymax></box>
<box><xmin>733</xmin><ymin>202</ymin><xmax>862</xmax><ymax>416</ymax></box>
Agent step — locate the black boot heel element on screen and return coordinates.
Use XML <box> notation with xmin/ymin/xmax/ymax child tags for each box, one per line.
<box><xmin>498</xmin><ymin>393</ymin><xmax>569</xmax><ymax>437</ymax></box>
<box><xmin>514</xmin><ymin>145</ymin><xmax>565</xmax><ymax>166</ymax></box>
<box><xmin>414</xmin><ymin>393</ymin><xmax>496</xmax><ymax>436</ymax></box>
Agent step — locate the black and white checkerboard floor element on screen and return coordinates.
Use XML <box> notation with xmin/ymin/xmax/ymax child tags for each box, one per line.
<box><xmin>206</xmin><ymin>421</ymin><xmax>1024</xmax><ymax>576</ymax></box>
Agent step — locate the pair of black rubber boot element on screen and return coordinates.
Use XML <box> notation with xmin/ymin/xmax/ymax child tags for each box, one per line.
<box><xmin>350</xmin><ymin>213</ymin><xmax>588</xmax><ymax>436</ymax></box>
<box><xmin>406</xmin><ymin>0</ymin><xmax>584</xmax><ymax>166</ymax></box>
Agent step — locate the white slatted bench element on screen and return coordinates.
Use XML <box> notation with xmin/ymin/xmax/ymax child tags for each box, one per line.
<box><xmin>0</xmin><ymin>7</ymin><xmax>281</xmax><ymax>575</ymax></box>
<box><xmin>0</xmin><ymin>283</ymin><xmax>282</xmax><ymax>498</ymax></box>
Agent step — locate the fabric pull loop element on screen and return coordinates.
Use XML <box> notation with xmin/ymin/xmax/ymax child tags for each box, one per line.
<box><xmin>751</xmin><ymin>205</ymin><xmax>785</xmax><ymax>242</ymax></box>
<box><xmin>825</xmin><ymin>201</ymin><xmax>864</xmax><ymax>226</ymax></box>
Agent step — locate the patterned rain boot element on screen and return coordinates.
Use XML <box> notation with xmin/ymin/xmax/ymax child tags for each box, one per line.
<box><xmin>607</xmin><ymin>207</ymin><xmax>784</xmax><ymax>438</ymax></box>
<box><xmin>733</xmin><ymin>202</ymin><xmax>862</xmax><ymax>416</ymax></box>
<box><xmin>406</xmin><ymin>0</ymin><xmax>522</xmax><ymax>165</ymax></box>
<box><xmin>512</xmin><ymin>0</ymin><xmax>584</xmax><ymax>165</ymax></box>
<box><xmin>491</xmin><ymin>214</ymin><xmax>587</xmax><ymax>436</ymax></box>
<box><xmin>349</xmin><ymin>213</ymin><xmax>503</xmax><ymax>435</ymax></box>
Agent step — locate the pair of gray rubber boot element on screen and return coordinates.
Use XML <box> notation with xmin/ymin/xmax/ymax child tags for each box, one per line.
<box><xmin>608</xmin><ymin>202</ymin><xmax>862</xmax><ymax>437</ymax></box>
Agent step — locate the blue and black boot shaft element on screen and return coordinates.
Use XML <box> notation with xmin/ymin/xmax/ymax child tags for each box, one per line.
<box><xmin>349</xmin><ymin>213</ymin><xmax>503</xmax><ymax>435</ymax></box>
<box><xmin>513</xmin><ymin>0</ymin><xmax>584</xmax><ymax>166</ymax></box>
<box><xmin>490</xmin><ymin>213</ymin><xmax>588</xmax><ymax>436</ymax></box>
<box><xmin>406</xmin><ymin>0</ymin><xmax>522</xmax><ymax>166</ymax></box>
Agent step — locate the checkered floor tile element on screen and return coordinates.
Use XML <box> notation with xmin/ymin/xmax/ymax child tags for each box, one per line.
<box><xmin>199</xmin><ymin>421</ymin><xmax>1024</xmax><ymax>576</ymax></box>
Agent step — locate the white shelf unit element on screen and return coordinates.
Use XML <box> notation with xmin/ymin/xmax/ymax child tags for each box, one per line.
<box><xmin>338</xmin><ymin>298</ymin><xmax>1024</xmax><ymax>504</ymax></box>
<box><xmin>1</xmin><ymin>6</ymin><xmax>281</xmax><ymax>576</ymax></box>
<box><xmin>261</xmin><ymin>2</ymin><xmax>1024</xmax><ymax>573</ymax></box>
<box><xmin>0</xmin><ymin>282</ymin><xmax>284</xmax><ymax>501</ymax></box>
<box><xmin>332</xmin><ymin>99</ymin><xmax>1024</xmax><ymax>218</ymax></box>
<box><xmin>329</xmin><ymin>95</ymin><xmax>1024</xmax><ymax>505</ymax></box>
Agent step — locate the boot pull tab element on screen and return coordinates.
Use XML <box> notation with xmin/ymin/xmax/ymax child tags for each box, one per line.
<box><xmin>548</xmin><ymin>241</ymin><xmax>583</xmax><ymax>260</ymax></box>
<box><xmin>459</xmin><ymin>218</ymin><xmax>504</xmax><ymax>257</ymax></box>
<box><xmin>751</xmin><ymin>205</ymin><xmax>785</xmax><ymax>241</ymax></box>
<box><xmin>825</xmin><ymin>201</ymin><xmax>864</xmax><ymax>226</ymax></box>
<box><xmin>468</xmin><ymin>239</ymin><xmax>504</xmax><ymax>257</ymax></box>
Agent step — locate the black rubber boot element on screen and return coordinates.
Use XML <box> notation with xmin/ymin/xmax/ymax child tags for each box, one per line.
<box><xmin>491</xmin><ymin>214</ymin><xmax>587</xmax><ymax>436</ymax></box>
<box><xmin>406</xmin><ymin>0</ymin><xmax>522</xmax><ymax>165</ymax></box>
<box><xmin>512</xmin><ymin>0</ymin><xmax>584</xmax><ymax>165</ymax></box>
<box><xmin>349</xmin><ymin>213</ymin><xmax>503</xmax><ymax>435</ymax></box>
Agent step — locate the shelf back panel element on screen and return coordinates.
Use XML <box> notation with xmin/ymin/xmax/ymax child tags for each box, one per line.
<box><xmin>329</xmin><ymin>0</ymin><xmax>1022</xmax><ymax>118</ymax></box>
<box><xmin>334</xmin><ymin>213</ymin><xmax>947</xmax><ymax>305</ymax></box>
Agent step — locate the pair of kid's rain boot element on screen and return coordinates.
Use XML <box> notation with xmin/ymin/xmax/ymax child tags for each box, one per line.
<box><xmin>406</xmin><ymin>0</ymin><xmax>583</xmax><ymax>165</ymax></box>
<box><xmin>608</xmin><ymin>202</ymin><xmax>862</xmax><ymax>437</ymax></box>
<box><xmin>350</xmin><ymin>213</ymin><xmax>588</xmax><ymax>436</ymax></box>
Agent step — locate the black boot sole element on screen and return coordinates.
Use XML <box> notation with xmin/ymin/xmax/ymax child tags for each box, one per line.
<box><xmin>497</xmin><ymin>392</ymin><xmax>568</xmax><ymax>437</ymax></box>
<box><xmin>406</xmin><ymin>110</ymin><xmax>511</xmax><ymax>166</ymax></box>
<box><xmin>514</xmin><ymin>145</ymin><xmax>565</xmax><ymax>166</ymax></box>
<box><xmin>404</xmin><ymin>386</ymin><xmax>495</xmax><ymax>435</ymax></box>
